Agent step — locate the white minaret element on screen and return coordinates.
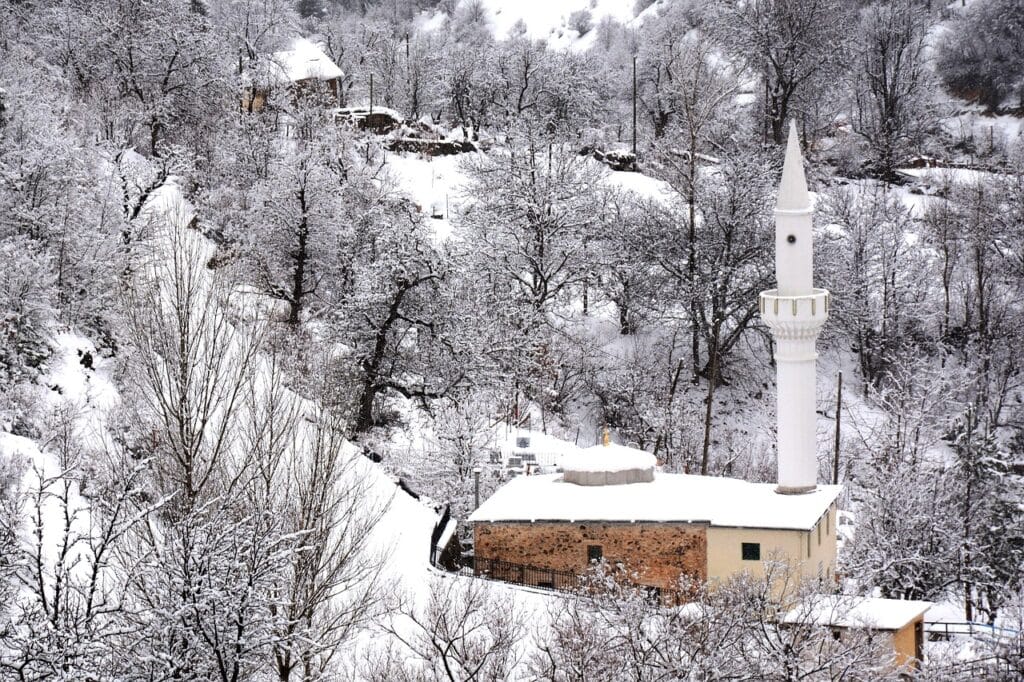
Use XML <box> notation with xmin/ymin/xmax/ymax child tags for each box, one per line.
<box><xmin>760</xmin><ymin>121</ymin><xmax>830</xmax><ymax>494</ymax></box>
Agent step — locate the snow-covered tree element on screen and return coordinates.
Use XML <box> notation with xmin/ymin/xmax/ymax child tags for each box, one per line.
<box><xmin>936</xmin><ymin>0</ymin><xmax>1024</xmax><ymax>112</ymax></box>
<box><xmin>532</xmin><ymin>560</ymin><xmax>900</xmax><ymax>680</ymax></box>
<box><xmin>712</xmin><ymin>0</ymin><xmax>853</xmax><ymax>144</ymax></box>
<box><xmin>361</xmin><ymin>576</ymin><xmax>526</xmax><ymax>681</ymax></box>
<box><xmin>850</xmin><ymin>0</ymin><xmax>935</xmax><ymax>180</ymax></box>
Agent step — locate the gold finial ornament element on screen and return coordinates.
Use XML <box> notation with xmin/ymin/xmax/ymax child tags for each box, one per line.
<box><xmin>602</xmin><ymin>427</ymin><xmax>610</xmax><ymax>447</ymax></box>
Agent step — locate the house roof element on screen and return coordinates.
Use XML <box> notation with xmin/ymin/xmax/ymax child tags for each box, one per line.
<box><xmin>467</xmin><ymin>472</ymin><xmax>841</xmax><ymax>531</ymax></box>
<box><xmin>252</xmin><ymin>38</ymin><xmax>343</xmax><ymax>85</ymax></box>
<box><xmin>782</xmin><ymin>595</ymin><xmax>932</xmax><ymax>631</ymax></box>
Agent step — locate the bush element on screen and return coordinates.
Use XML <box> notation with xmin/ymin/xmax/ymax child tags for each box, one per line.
<box><xmin>568</xmin><ymin>9</ymin><xmax>593</xmax><ymax>36</ymax></box>
<box><xmin>935</xmin><ymin>0</ymin><xmax>1024</xmax><ymax>111</ymax></box>
<box><xmin>634</xmin><ymin>0</ymin><xmax>657</xmax><ymax>17</ymax></box>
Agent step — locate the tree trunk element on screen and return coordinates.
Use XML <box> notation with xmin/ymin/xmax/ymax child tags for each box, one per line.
<box><xmin>700</xmin><ymin>322</ymin><xmax>721</xmax><ymax>475</ymax></box>
<box><xmin>288</xmin><ymin>187</ymin><xmax>309</xmax><ymax>325</ymax></box>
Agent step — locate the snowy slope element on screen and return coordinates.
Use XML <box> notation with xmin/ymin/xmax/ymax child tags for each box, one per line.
<box><xmin>137</xmin><ymin>175</ymin><xmax>555</xmax><ymax>674</ymax></box>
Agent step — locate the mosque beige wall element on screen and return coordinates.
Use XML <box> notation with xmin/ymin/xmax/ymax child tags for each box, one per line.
<box><xmin>705</xmin><ymin>502</ymin><xmax>838</xmax><ymax>586</ymax></box>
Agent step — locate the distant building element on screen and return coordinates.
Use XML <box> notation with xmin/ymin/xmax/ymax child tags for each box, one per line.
<box><xmin>492</xmin><ymin>429</ymin><xmax>582</xmax><ymax>474</ymax></box>
<box><xmin>243</xmin><ymin>38</ymin><xmax>343</xmax><ymax>112</ymax></box>
<box><xmin>333</xmin><ymin>106</ymin><xmax>404</xmax><ymax>134</ymax></box>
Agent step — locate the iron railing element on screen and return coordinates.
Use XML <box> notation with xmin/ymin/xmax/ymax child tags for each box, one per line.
<box><xmin>925</xmin><ymin>621</ymin><xmax>1021</xmax><ymax>642</ymax></box>
<box><xmin>462</xmin><ymin>556</ymin><xmax>669</xmax><ymax>603</ymax></box>
<box><xmin>924</xmin><ymin>654</ymin><xmax>1022</xmax><ymax>679</ymax></box>
<box><xmin>467</xmin><ymin>556</ymin><xmax>580</xmax><ymax>593</ymax></box>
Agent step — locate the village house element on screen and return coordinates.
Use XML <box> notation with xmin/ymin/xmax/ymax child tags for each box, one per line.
<box><xmin>242</xmin><ymin>37</ymin><xmax>343</xmax><ymax>113</ymax></box>
<box><xmin>782</xmin><ymin>595</ymin><xmax>931</xmax><ymax>670</ymax></box>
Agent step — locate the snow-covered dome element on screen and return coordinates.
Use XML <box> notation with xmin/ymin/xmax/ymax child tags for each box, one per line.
<box><xmin>561</xmin><ymin>443</ymin><xmax>656</xmax><ymax>486</ymax></box>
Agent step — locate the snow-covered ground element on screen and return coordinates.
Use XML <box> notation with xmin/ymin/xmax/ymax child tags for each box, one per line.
<box><xmin>418</xmin><ymin>0</ymin><xmax>666</xmax><ymax>51</ymax></box>
<box><xmin>383</xmin><ymin>151</ymin><xmax>466</xmax><ymax>241</ymax></box>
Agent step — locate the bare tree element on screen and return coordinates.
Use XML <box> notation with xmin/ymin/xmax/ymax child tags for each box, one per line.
<box><xmin>850</xmin><ymin>0</ymin><xmax>934</xmax><ymax>180</ymax></box>
<box><xmin>647</xmin><ymin>29</ymin><xmax>741</xmax><ymax>381</ymax></box>
<box><xmin>117</xmin><ymin>203</ymin><xmax>284</xmax><ymax>680</ymax></box>
<box><xmin>532</xmin><ymin>559</ymin><xmax>900</xmax><ymax>680</ymax></box>
<box><xmin>0</xmin><ymin>406</ymin><xmax>156</xmax><ymax>679</ymax></box>
<box><xmin>712</xmin><ymin>0</ymin><xmax>853</xmax><ymax>144</ymax></box>
<box><xmin>362</xmin><ymin>576</ymin><xmax>525</xmax><ymax>682</ymax></box>
<box><xmin>270</xmin><ymin>403</ymin><xmax>391</xmax><ymax>681</ymax></box>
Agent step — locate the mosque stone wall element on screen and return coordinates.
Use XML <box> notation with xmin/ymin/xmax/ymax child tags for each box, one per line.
<box><xmin>473</xmin><ymin>521</ymin><xmax>707</xmax><ymax>593</ymax></box>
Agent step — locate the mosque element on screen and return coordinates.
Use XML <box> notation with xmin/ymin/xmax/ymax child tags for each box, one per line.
<box><xmin>468</xmin><ymin>122</ymin><xmax>929</xmax><ymax>667</ymax></box>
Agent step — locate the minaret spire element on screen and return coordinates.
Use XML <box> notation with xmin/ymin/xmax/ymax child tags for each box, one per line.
<box><xmin>774</xmin><ymin>120</ymin><xmax>814</xmax><ymax>297</ymax></box>
<box><xmin>759</xmin><ymin>121</ymin><xmax>830</xmax><ymax>494</ymax></box>
<box><xmin>777</xmin><ymin>120</ymin><xmax>810</xmax><ymax>211</ymax></box>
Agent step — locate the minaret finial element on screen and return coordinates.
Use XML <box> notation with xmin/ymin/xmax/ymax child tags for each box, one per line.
<box><xmin>602</xmin><ymin>427</ymin><xmax>610</xmax><ymax>447</ymax></box>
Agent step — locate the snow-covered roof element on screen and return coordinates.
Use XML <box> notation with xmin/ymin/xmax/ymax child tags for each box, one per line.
<box><xmin>256</xmin><ymin>38</ymin><xmax>343</xmax><ymax>85</ymax></box>
<box><xmin>468</xmin><ymin>472</ymin><xmax>841</xmax><ymax>530</ymax></box>
<box><xmin>561</xmin><ymin>443</ymin><xmax>656</xmax><ymax>473</ymax></box>
<box><xmin>782</xmin><ymin>595</ymin><xmax>932</xmax><ymax>631</ymax></box>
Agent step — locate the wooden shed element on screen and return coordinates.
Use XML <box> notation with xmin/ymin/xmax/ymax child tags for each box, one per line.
<box><xmin>783</xmin><ymin>595</ymin><xmax>932</xmax><ymax>670</ymax></box>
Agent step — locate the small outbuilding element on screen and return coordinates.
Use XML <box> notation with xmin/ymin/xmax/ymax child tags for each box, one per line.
<box><xmin>782</xmin><ymin>595</ymin><xmax>931</xmax><ymax>670</ymax></box>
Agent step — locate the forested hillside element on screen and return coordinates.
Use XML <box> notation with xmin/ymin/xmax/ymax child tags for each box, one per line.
<box><xmin>1</xmin><ymin>0</ymin><xmax>1023</xmax><ymax>679</ymax></box>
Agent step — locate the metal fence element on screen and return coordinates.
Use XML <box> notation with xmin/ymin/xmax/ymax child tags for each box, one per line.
<box><xmin>925</xmin><ymin>621</ymin><xmax>1021</xmax><ymax>642</ymax></box>
<box><xmin>463</xmin><ymin>556</ymin><xmax>671</xmax><ymax>604</ymax></box>
<box><xmin>924</xmin><ymin>654</ymin><xmax>1022</xmax><ymax>680</ymax></box>
<box><xmin>467</xmin><ymin>556</ymin><xmax>580</xmax><ymax>593</ymax></box>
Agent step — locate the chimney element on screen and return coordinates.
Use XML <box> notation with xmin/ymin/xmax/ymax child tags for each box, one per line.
<box><xmin>759</xmin><ymin>121</ymin><xmax>830</xmax><ymax>494</ymax></box>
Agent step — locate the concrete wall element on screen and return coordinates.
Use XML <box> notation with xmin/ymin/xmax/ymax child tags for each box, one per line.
<box><xmin>705</xmin><ymin>502</ymin><xmax>838</xmax><ymax>585</ymax></box>
<box><xmin>474</xmin><ymin>521</ymin><xmax>707</xmax><ymax>592</ymax></box>
<box><xmin>892</xmin><ymin>616</ymin><xmax>923</xmax><ymax>669</ymax></box>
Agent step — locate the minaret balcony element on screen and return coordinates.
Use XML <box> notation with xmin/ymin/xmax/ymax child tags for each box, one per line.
<box><xmin>759</xmin><ymin>288</ymin><xmax>830</xmax><ymax>345</ymax></box>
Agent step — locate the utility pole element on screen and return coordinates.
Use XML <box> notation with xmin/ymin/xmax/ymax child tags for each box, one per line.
<box><xmin>632</xmin><ymin>55</ymin><xmax>638</xmax><ymax>157</ymax></box>
<box><xmin>833</xmin><ymin>371</ymin><xmax>842</xmax><ymax>485</ymax></box>
<box><xmin>473</xmin><ymin>467</ymin><xmax>482</xmax><ymax>510</ymax></box>
<box><xmin>369</xmin><ymin>73</ymin><xmax>374</xmax><ymax>114</ymax></box>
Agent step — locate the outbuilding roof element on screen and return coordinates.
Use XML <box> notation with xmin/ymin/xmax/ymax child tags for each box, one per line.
<box><xmin>782</xmin><ymin>595</ymin><xmax>932</xmax><ymax>631</ymax></box>
<box><xmin>467</xmin><ymin>472</ymin><xmax>841</xmax><ymax>531</ymax></box>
